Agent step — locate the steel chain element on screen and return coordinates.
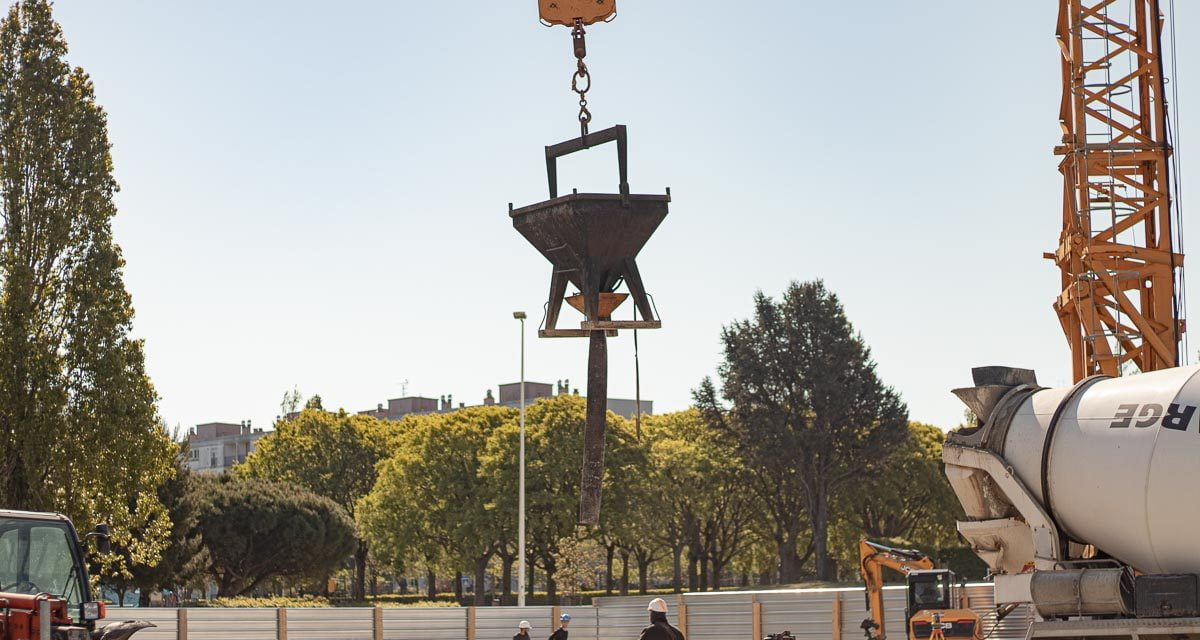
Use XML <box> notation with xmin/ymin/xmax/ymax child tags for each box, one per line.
<box><xmin>570</xmin><ymin>19</ymin><xmax>592</xmax><ymax>137</ymax></box>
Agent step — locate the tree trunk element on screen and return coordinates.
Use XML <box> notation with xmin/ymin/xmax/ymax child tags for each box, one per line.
<box><xmin>542</xmin><ymin>554</ymin><xmax>559</xmax><ymax>604</ymax></box>
<box><xmin>778</xmin><ymin>535</ymin><xmax>803</xmax><ymax>584</ymax></box>
<box><xmin>426</xmin><ymin>567</ymin><xmax>436</xmax><ymax>599</ymax></box>
<box><xmin>711</xmin><ymin>559</ymin><xmax>724</xmax><ymax>592</ymax></box>
<box><xmin>637</xmin><ymin>557</ymin><xmax>650</xmax><ymax>594</ymax></box>
<box><xmin>758</xmin><ymin>569</ymin><xmax>772</xmax><ymax>586</ymax></box>
<box><xmin>700</xmin><ymin>554</ymin><xmax>709</xmax><ymax>592</ymax></box>
<box><xmin>672</xmin><ymin>544</ymin><xmax>684</xmax><ymax>593</ymax></box>
<box><xmin>528</xmin><ymin>562</ymin><xmax>536</xmax><ymax>601</ymax></box>
<box><xmin>138</xmin><ymin>590</ymin><xmax>151</xmax><ymax>607</ymax></box>
<box><xmin>619</xmin><ymin>550</ymin><xmax>630</xmax><ymax>596</ymax></box>
<box><xmin>741</xmin><ymin>571</ymin><xmax>750</xmax><ymax>587</ymax></box>
<box><xmin>454</xmin><ymin>570</ymin><xmax>464</xmax><ymax>601</ymax></box>
<box><xmin>217</xmin><ymin>573</ymin><xmax>243</xmax><ymax>598</ymax></box>
<box><xmin>353</xmin><ymin>540</ymin><xmax>368</xmax><ymax>600</ymax></box>
<box><xmin>502</xmin><ymin>556</ymin><xmax>514</xmax><ymax>599</ymax></box>
<box><xmin>687</xmin><ymin>549</ymin><xmax>698</xmax><ymax>591</ymax></box>
<box><xmin>474</xmin><ymin>556</ymin><xmax>490</xmax><ymax>606</ymax></box>
<box><xmin>546</xmin><ymin>570</ymin><xmax>557</xmax><ymax>603</ymax></box>
<box><xmin>605</xmin><ymin>543</ymin><xmax>616</xmax><ymax>595</ymax></box>
<box><xmin>399</xmin><ymin>577</ymin><xmax>408</xmax><ymax>595</ymax></box>
<box><xmin>812</xmin><ymin>490</ymin><xmax>834</xmax><ymax>581</ymax></box>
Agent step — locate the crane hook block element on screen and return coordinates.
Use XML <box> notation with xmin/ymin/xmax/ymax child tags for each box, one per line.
<box><xmin>539</xmin><ymin>0</ymin><xmax>616</xmax><ymax>27</ymax></box>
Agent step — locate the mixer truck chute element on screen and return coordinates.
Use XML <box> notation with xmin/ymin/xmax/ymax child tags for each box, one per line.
<box><xmin>944</xmin><ymin>365</ymin><xmax>1200</xmax><ymax>640</ymax></box>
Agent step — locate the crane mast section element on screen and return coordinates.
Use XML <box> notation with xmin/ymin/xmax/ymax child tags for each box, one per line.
<box><xmin>1052</xmin><ymin>0</ymin><xmax>1184</xmax><ymax>381</ymax></box>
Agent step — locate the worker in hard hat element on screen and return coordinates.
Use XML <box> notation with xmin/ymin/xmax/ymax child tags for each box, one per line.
<box><xmin>514</xmin><ymin>620</ymin><xmax>533</xmax><ymax>640</ymax></box>
<box><xmin>638</xmin><ymin>597</ymin><xmax>685</xmax><ymax>640</ymax></box>
<box><xmin>549</xmin><ymin>612</ymin><xmax>571</xmax><ymax>640</ymax></box>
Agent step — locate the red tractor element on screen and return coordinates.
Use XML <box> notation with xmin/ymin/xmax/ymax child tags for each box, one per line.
<box><xmin>0</xmin><ymin>509</ymin><xmax>152</xmax><ymax>640</ymax></box>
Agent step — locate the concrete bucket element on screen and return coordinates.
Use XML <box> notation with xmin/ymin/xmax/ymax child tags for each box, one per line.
<box><xmin>509</xmin><ymin>124</ymin><xmax>668</xmax><ymax>525</ymax></box>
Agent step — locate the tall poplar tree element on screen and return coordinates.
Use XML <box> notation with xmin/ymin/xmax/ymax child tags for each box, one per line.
<box><xmin>0</xmin><ymin>0</ymin><xmax>173</xmax><ymax>576</ymax></box>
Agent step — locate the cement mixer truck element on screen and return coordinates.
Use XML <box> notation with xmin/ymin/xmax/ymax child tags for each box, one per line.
<box><xmin>944</xmin><ymin>366</ymin><xmax>1200</xmax><ymax>640</ymax></box>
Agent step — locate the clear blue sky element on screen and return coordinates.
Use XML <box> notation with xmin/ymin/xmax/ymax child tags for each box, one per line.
<box><xmin>48</xmin><ymin>1</ymin><xmax>1198</xmax><ymax>432</ymax></box>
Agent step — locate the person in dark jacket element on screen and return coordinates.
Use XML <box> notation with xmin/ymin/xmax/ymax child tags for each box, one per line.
<box><xmin>638</xmin><ymin>598</ymin><xmax>685</xmax><ymax>640</ymax></box>
<box><xmin>514</xmin><ymin>620</ymin><xmax>533</xmax><ymax>640</ymax></box>
<box><xmin>549</xmin><ymin>613</ymin><xmax>571</xmax><ymax>640</ymax></box>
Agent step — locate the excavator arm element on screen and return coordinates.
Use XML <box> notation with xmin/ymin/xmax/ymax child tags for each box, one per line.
<box><xmin>859</xmin><ymin>539</ymin><xmax>934</xmax><ymax>640</ymax></box>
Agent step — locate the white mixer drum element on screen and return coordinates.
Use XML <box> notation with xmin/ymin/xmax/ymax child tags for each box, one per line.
<box><xmin>996</xmin><ymin>365</ymin><xmax>1200</xmax><ymax>574</ymax></box>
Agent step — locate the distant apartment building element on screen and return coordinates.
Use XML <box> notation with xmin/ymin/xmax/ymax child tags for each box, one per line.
<box><xmin>358</xmin><ymin>379</ymin><xmax>652</xmax><ymax>421</ymax></box>
<box><xmin>187</xmin><ymin>421</ymin><xmax>266</xmax><ymax>474</ymax></box>
<box><xmin>357</xmin><ymin>396</ymin><xmax>442</xmax><ymax>421</ymax></box>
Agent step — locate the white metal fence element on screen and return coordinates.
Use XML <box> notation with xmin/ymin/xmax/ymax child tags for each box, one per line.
<box><xmin>105</xmin><ymin>585</ymin><xmax>1031</xmax><ymax>640</ymax></box>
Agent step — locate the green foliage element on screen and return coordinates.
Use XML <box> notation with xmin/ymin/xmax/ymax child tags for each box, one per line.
<box><xmin>212</xmin><ymin>288</ymin><xmax>962</xmax><ymax>598</ymax></box>
<box><xmin>696</xmin><ymin>280</ymin><xmax>910</xmax><ymax>581</ymax></box>
<box><xmin>477</xmin><ymin>395</ymin><xmax>638</xmax><ymax>599</ymax></box>
<box><xmin>932</xmin><ymin>546</ymin><xmax>988</xmax><ymax>581</ymax></box>
<box><xmin>194</xmin><ymin>595</ymin><xmax>336</xmax><ymax>608</ymax></box>
<box><xmin>553</xmin><ymin>530</ymin><xmax>606</xmax><ymax>595</ymax></box>
<box><xmin>359</xmin><ymin>405</ymin><xmax>518</xmax><ymax>603</ymax></box>
<box><xmin>192</xmin><ymin>595</ymin><xmax>462</xmax><ymax>608</ymax></box>
<box><xmin>0</xmin><ymin>0</ymin><xmax>174</xmax><ymax>582</ymax></box>
<box><xmin>829</xmin><ymin>422</ymin><xmax>963</xmax><ymax>573</ymax></box>
<box><xmin>191</xmin><ymin>476</ymin><xmax>357</xmax><ymax>597</ymax></box>
<box><xmin>377</xmin><ymin>599</ymin><xmax>462</xmax><ymax>608</ymax></box>
<box><xmin>243</xmin><ymin>409</ymin><xmax>390</xmax><ymax>521</ymax></box>
<box><xmin>848</xmin><ymin>423</ymin><xmax>960</xmax><ymax>542</ymax></box>
<box><xmin>642</xmin><ymin>409</ymin><xmax>758</xmax><ymax>592</ymax></box>
<box><xmin>360</xmin><ymin>396</ymin><xmax>652</xmax><ymax>603</ymax></box>
<box><xmin>242</xmin><ymin>407</ymin><xmax>394</xmax><ymax>599</ymax></box>
<box><xmin>355</xmin><ymin>395</ymin><xmax>962</xmax><ymax>597</ymax></box>
<box><xmin>104</xmin><ymin>447</ymin><xmax>204</xmax><ymax>604</ymax></box>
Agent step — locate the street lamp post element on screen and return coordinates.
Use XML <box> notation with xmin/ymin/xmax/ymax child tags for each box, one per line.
<box><xmin>512</xmin><ymin>311</ymin><xmax>527</xmax><ymax>607</ymax></box>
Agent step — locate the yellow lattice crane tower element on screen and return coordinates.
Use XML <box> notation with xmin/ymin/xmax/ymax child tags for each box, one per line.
<box><xmin>1050</xmin><ymin>0</ymin><xmax>1185</xmax><ymax>381</ymax></box>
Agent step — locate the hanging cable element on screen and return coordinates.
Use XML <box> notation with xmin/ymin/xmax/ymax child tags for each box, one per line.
<box><xmin>1167</xmin><ymin>0</ymin><xmax>1188</xmax><ymax>363</ymax></box>
<box><xmin>1152</xmin><ymin>0</ymin><xmax>1185</xmax><ymax>367</ymax></box>
<box><xmin>633</xmin><ymin>300</ymin><xmax>642</xmax><ymax>440</ymax></box>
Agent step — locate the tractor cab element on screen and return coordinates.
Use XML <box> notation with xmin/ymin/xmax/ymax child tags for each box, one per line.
<box><xmin>0</xmin><ymin>510</ymin><xmax>110</xmax><ymax>637</ymax></box>
<box><xmin>907</xmin><ymin>570</ymin><xmax>955</xmax><ymax>616</ymax></box>
<box><xmin>907</xmin><ymin>570</ymin><xmax>978</xmax><ymax>640</ymax></box>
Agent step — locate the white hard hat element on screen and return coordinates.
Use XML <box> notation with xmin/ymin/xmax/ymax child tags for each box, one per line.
<box><xmin>648</xmin><ymin>597</ymin><xmax>668</xmax><ymax>613</ymax></box>
<box><xmin>519</xmin><ymin>621</ymin><xmax>532</xmax><ymax>629</ymax></box>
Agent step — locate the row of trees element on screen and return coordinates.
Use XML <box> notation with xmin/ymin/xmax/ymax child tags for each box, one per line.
<box><xmin>98</xmin><ymin>282</ymin><xmax>973</xmax><ymax>603</ymax></box>
<box><xmin>206</xmin><ymin>281</ymin><xmax>969</xmax><ymax>603</ymax></box>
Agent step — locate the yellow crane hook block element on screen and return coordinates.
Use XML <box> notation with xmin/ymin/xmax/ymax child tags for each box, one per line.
<box><xmin>539</xmin><ymin>0</ymin><xmax>616</xmax><ymax>26</ymax></box>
